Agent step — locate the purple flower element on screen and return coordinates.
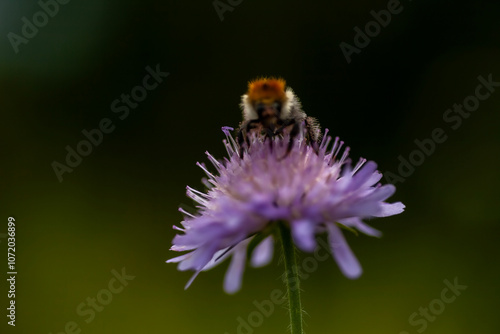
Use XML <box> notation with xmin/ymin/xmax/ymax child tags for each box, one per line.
<box><xmin>168</xmin><ymin>127</ymin><xmax>404</xmax><ymax>293</ymax></box>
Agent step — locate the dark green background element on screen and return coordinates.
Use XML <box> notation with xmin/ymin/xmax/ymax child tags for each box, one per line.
<box><xmin>1</xmin><ymin>0</ymin><xmax>499</xmax><ymax>333</ymax></box>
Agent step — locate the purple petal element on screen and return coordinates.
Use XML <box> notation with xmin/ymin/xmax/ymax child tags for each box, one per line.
<box><xmin>248</xmin><ymin>198</ymin><xmax>290</xmax><ymax>220</ymax></box>
<box><xmin>166</xmin><ymin>253</ymin><xmax>191</xmax><ymax>264</ymax></box>
<box><xmin>335</xmin><ymin>201</ymin><xmax>381</xmax><ymax>219</ymax></box>
<box><xmin>374</xmin><ymin>202</ymin><xmax>406</xmax><ymax>217</ymax></box>
<box><xmin>251</xmin><ymin>236</ymin><xmax>274</xmax><ymax>267</ymax></box>
<box><xmin>348</xmin><ymin>161</ymin><xmax>377</xmax><ymax>190</ymax></box>
<box><xmin>224</xmin><ymin>249</ymin><xmax>247</xmax><ymax>294</ymax></box>
<box><xmin>338</xmin><ymin>217</ymin><xmax>382</xmax><ymax>237</ymax></box>
<box><xmin>178</xmin><ymin>244</ymin><xmax>217</xmax><ymax>271</ymax></box>
<box><xmin>170</xmin><ymin>244</ymin><xmax>196</xmax><ymax>252</ymax></box>
<box><xmin>184</xmin><ymin>270</ymin><xmax>201</xmax><ymax>290</ymax></box>
<box><xmin>364</xmin><ymin>184</ymin><xmax>396</xmax><ymax>202</ymax></box>
<box><xmin>327</xmin><ymin>223</ymin><xmax>362</xmax><ymax>279</ymax></box>
<box><xmin>292</xmin><ymin>219</ymin><xmax>317</xmax><ymax>252</ymax></box>
<box><xmin>203</xmin><ymin>237</ymin><xmax>253</xmax><ymax>271</ymax></box>
<box><xmin>201</xmin><ymin>247</ymin><xmax>232</xmax><ymax>271</ymax></box>
<box><xmin>366</xmin><ymin>170</ymin><xmax>383</xmax><ymax>186</ymax></box>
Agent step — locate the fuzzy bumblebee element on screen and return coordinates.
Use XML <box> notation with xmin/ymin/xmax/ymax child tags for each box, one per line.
<box><xmin>237</xmin><ymin>77</ymin><xmax>321</xmax><ymax>156</ymax></box>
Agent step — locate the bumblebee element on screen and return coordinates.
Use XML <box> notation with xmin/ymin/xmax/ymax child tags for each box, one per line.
<box><xmin>237</xmin><ymin>77</ymin><xmax>321</xmax><ymax>157</ymax></box>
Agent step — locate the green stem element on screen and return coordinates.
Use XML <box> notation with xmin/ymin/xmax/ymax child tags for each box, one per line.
<box><xmin>279</xmin><ymin>222</ymin><xmax>303</xmax><ymax>334</ymax></box>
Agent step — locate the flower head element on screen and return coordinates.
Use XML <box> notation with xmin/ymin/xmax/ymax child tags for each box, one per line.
<box><xmin>168</xmin><ymin>126</ymin><xmax>404</xmax><ymax>293</ymax></box>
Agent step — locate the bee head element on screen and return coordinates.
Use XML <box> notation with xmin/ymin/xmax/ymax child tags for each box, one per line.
<box><xmin>247</xmin><ymin>77</ymin><xmax>286</xmax><ymax>104</ymax></box>
<box><xmin>242</xmin><ymin>77</ymin><xmax>289</xmax><ymax>124</ymax></box>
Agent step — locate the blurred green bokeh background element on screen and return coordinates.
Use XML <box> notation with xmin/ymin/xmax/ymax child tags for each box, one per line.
<box><xmin>1</xmin><ymin>1</ymin><xmax>500</xmax><ymax>333</ymax></box>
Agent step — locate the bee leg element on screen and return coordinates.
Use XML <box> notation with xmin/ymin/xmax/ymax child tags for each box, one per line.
<box><xmin>276</xmin><ymin>120</ymin><xmax>299</xmax><ymax>160</ymax></box>
<box><xmin>286</xmin><ymin>121</ymin><xmax>300</xmax><ymax>156</ymax></box>
<box><xmin>274</xmin><ymin>118</ymin><xmax>294</xmax><ymax>137</ymax></box>
<box><xmin>237</xmin><ymin>129</ymin><xmax>246</xmax><ymax>157</ymax></box>
<box><xmin>304</xmin><ymin>117</ymin><xmax>320</xmax><ymax>154</ymax></box>
<box><xmin>238</xmin><ymin>120</ymin><xmax>259</xmax><ymax>157</ymax></box>
<box><xmin>264</xmin><ymin>128</ymin><xmax>275</xmax><ymax>152</ymax></box>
